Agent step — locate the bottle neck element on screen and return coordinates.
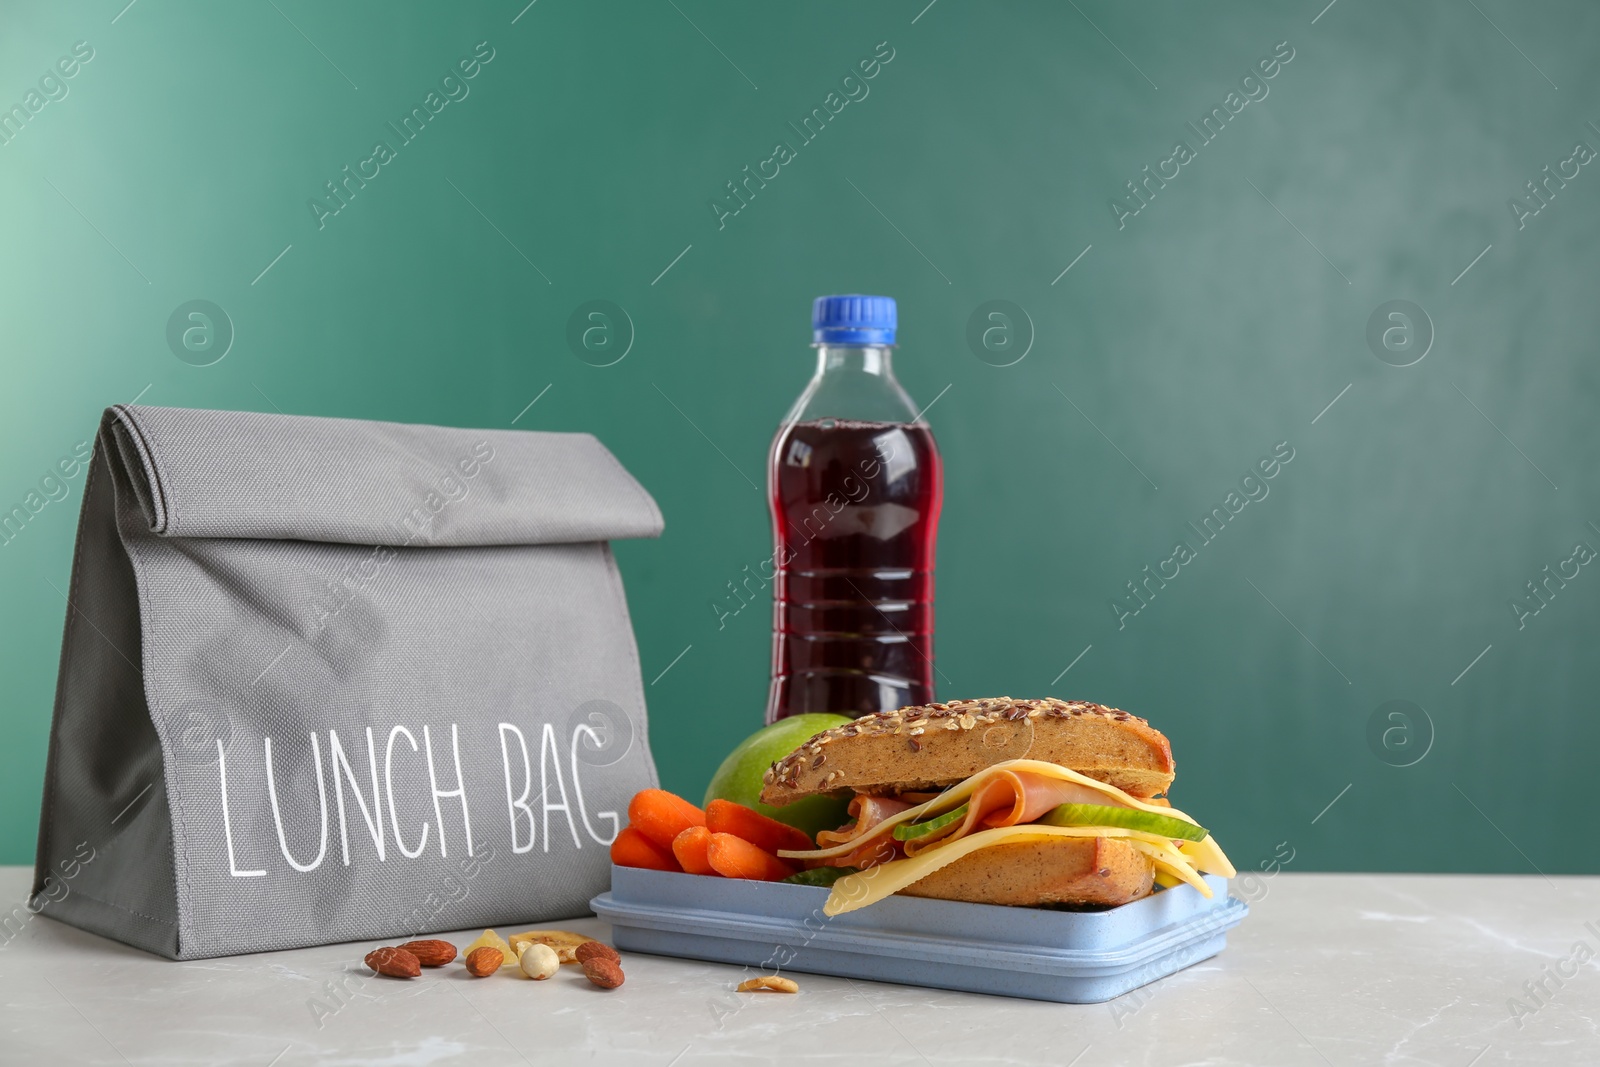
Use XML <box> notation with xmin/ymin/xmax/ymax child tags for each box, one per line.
<box><xmin>785</xmin><ymin>343</ymin><xmax>920</xmax><ymax>427</ymax></box>
<box><xmin>813</xmin><ymin>344</ymin><xmax>895</xmax><ymax>379</ymax></box>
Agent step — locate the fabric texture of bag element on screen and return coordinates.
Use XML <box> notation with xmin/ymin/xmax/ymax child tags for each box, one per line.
<box><xmin>33</xmin><ymin>404</ymin><xmax>664</xmax><ymax>959</ymax></box>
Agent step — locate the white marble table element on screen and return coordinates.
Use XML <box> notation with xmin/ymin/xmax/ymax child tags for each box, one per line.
<box><xmin>1</xmin><ymin>868</ymin><xmax>1595</xmax><ymax>1066</ymax></box>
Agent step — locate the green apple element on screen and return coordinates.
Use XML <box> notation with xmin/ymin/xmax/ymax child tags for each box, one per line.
<box><xmin>703</xmin><ymin>713</ymin><xmax>854</xmax><ymax>839</ymax></box>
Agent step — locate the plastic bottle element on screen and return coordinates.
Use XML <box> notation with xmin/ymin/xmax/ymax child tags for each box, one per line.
<box><xmin>765</xmin><ymin>295</ymin><xmax>943</xmax><ymax>724</ymax></box>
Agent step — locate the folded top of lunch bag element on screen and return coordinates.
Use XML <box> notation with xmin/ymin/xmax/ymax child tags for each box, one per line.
<box><xmin>103</xmin><ymin>404</ymin><xmax>663</xmax><ymax>546</ymax></box>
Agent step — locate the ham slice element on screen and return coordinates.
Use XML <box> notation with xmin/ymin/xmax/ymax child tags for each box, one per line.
<box><xmin>781</xmin><ymin>760</ymin><xmax>1203</xmax><ymax>867</ymax></box>
<box><xmin>904</xmin><ymin>771</ymin><xmax>1133</xmax><ymax>856</ymax></box>
<box><xmin>814</xmin><ymin>795</ymin><xmax>915</xmax><ymax>870</ymax></box>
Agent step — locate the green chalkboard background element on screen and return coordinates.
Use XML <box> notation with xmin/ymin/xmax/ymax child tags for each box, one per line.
<box><xmin>2</xmin><ymin>0</ymin><xmax>1595</xmax><ymax>876</ymax></box>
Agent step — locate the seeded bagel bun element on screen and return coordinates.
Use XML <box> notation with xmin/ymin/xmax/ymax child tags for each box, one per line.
<box><xmin>759</xmin><ymin>697</ymin><xmax>1176</xmax><ymax>806</ymax></box>
<box><xmin>898</xmin><ymin>835</ymin><xmax>1155</xmax><ymax>908</ymax></box>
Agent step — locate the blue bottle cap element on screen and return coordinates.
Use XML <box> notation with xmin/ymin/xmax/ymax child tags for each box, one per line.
<box><xmin>812</xmin><ymin>294</ymin><xmax>897</xmax><ymax>345</ymax></box>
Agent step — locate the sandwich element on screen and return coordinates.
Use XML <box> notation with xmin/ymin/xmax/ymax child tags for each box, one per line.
<box><xmin>760</xmin><ymin>697</ymin><xmax>1235</xmax><ymax>916</ymax></box>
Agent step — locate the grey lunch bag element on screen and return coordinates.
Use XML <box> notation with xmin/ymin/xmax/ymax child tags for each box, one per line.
<box><xmin>32</xmin><ymin>404</ymin><xmax>664</xmax><ymax>959</ymax></box>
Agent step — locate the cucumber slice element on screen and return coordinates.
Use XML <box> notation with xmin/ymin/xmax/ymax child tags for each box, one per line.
<box><xmin>780</xmin><ymin>866</ymin><xmax>859</xmax><ymax>887</ymax></box>
<box><xmin>892</xmin><ymin>803</ymin><xmax>970</xmax><ymax>841</ymax></box>
<box><xmin>1038</xmin><ymin>802</ymin><xmax>1207</xmax><ymax>842</ymax></box>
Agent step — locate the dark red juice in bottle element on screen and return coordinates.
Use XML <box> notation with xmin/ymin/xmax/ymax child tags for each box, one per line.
<box><xmin>765</xmin><ymin>296</ymin><xmax>944</xmax><ymax>723</ymax></box>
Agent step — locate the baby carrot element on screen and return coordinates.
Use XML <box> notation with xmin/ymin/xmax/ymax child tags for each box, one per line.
<box><xmin>705</xmin><ymin>832</ymin><xmax>796</xmax><ymax>882</ymax></box>
<box><xmin>610</xmin><ymin>826</ymin><xmax>681</xmax><ymax>872</ymax></box>
<box><xmin>672</xmin><ymin>825</ymin><xmax>716</xmax><ymax>875</ymax></box>
<box><xmin>627</xmin><ymin>789</ymin><xmax>706</xmax><ymax>851</ymax></box>
<box><xmin>705</xmin><ymin>799</ymin><xmax>814</xmax><ymax>855</ymax></box>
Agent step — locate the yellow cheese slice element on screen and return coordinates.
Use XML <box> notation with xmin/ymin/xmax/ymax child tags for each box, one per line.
<box><xmin>782</xmin><ymin>758</ymin><xmax>1212</xmax><ymax>862</ymax></box>
<box><xmin>1177</xmin><ymin>832</ymin><xmax>1236</xmax><ymax>878</ymax></box>
<box><xmin>1125</xmin><ymin>838</ymin><xmax>1211</xmax><ymax>895</ymax></box>
<box><xmin>822</xmin><ymin>823</ymin><xmax>1214</xmax><ymax>916</ymax></box>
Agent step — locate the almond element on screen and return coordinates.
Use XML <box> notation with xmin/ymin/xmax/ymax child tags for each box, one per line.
<box><xmin>397</xmin><ymin>939</ymin><xmax>457</xmax><ymax>967</ymax></box>
<box><xmin>465</xmin><ymin>929</ymin><xmax>516</xmax><ymax>970</ymax></box>
<box><xmin>581</xmin><ymin>956</ymin><xmax>624</xmax><ymax>989</ymax></box>
<box><xmin>574</xmin><ymin>941</ymin><xmax>620</xmax><ymax>966</ymax></box>
<box><xmin>365</xmin><ymin>946</ymin><xmax>421</xmax><ymax>979</ymax></box>
<box><xmin>464</xmin><ymin>946</ymin><xmax>503</xmax><ymax>977</ymax></box>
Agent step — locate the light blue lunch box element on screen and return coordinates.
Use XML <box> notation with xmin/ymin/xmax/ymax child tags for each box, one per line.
<box><xmin>590</xmin><ymin>866</ymin><xmax>1248</xmax><ymax>1004</ymax></box>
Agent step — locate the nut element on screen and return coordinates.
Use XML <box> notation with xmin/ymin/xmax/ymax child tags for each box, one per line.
<box><xmin>517</xmin><ymin>942</ymin><xmax>561</xmax><ymax>980</ymax></box>
<box><xmin>737</xmin><ymin>975</ymin><xmax>799</xmax><ymax>993</ymax></box>
<box><xmin>508</xmin><ymin>929</ymin><xmax>590</xmax><ymax>964</ymax></box>
<box><xmin>397</xmin><ymin>939</ymin><xmax>457</xmax><ymax>967</ymax></box>
<box><xmin>574</xmin><ymin>941</ymin><xmax>620</xmax><ymax>966</ymax></box>
<box><xmin>464</xmin><ymin>929</ymin><xmax>516</xmax><ymax>969</ymax></box>
<box><xmin>364</xmin><ymin>946</ymin><xmax>421</xmax><ymax>979</ymax></box>
<box><xmin>464</xmin><ymin>946</ymin><xmax>504</xmax><ymax>977</ymax></box>
<box><xmin>580</xmin><ymin>957</ymin><xmax>625</xmax><ymax>989</ymax></box>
